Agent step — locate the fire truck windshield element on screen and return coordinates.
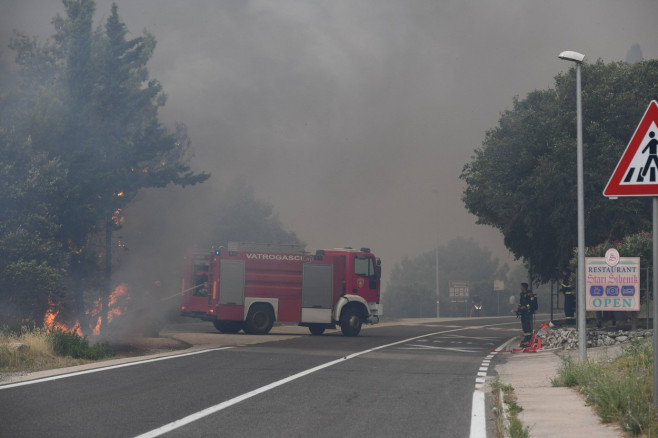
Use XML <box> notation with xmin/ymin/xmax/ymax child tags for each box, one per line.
<box><xmin>354</xmin><ymin>256</ymin><xmax>375</xmax><ymax>278</ymax></box>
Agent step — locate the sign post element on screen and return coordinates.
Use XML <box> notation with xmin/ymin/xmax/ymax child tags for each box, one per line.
<box><xmin>653</xmin><ymin>199</ymin><xmax>657</xmax><ymax>406</ymax></box>
<box><xmin>603</xmin><ymin>100</ymin><xmax>658</xmax><ymax>405</ymax></box>
<box><xmin>493</xmin><ymin>280</ymin><xmax>505</xmax><ymax>315</ymax></box>
<box><xmin>449</xmin><ymin>281</ymin><xmax>469</xmax><ymax>316</ymax></box>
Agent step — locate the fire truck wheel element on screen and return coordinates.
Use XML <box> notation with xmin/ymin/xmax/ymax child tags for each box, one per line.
<box><xmin>245</xmin><ymin>304</ymin><xmax>274</xmax><ymax>335</ymax></box>
<box><xmin>308</xmin><ymin>325</ymin><xmax>325</xmax><ymax>336</ymax></box>
<box><xmin>213</xmin><ymin>320</ymin><xmax>242</xmax><ymax>334</ymax></box>
<box><xmin>339</xmin><ymin>307</ymin><xmax>362</xmax><ymax>337</ymax></box>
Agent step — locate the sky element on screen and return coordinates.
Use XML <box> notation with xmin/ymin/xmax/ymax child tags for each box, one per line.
<box><xmin>2</xmin><ymin>0</ymin><xmax>658</xmax><ymax>287</ymax></box>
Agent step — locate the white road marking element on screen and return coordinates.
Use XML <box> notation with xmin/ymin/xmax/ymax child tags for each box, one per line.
<box><xmin>0</xmin><ymin>347</ymin><xmax>235</xmax><ymax>390</ymax></box>
<box><xmin>470</xmin><ymin>390</ymin><xmax>487</xmax><ymax>438</ymax></box>
<box><xmin>470</xmin><ymin>339</ymin><xmax>511</xmax><ymax>438</ymax></box>
<box><xmin>134</xmin><ymin>326</ymin><xmax>486</xmax><ymax>438</ymax></box>
<box><xmin>434</xmin><ymin>334</ymin><xmax>499</xmax><ymax>341</ymax></box>
<box><xmin>398</xmin><ymin>344</ymin><xmax>479</xmax><ymax>353</ymax></box>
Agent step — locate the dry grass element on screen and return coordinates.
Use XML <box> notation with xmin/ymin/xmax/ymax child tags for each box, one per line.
<box><xmin>0</xmin><ymin>326</ymin><xmax>94</xmax><ymax>372</ymax></box>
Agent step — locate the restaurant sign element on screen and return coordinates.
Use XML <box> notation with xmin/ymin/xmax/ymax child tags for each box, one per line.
<box><xmin>585</xmin><ymin>249</ymin><xmax>640</xmax><ymax>311</ymax></box>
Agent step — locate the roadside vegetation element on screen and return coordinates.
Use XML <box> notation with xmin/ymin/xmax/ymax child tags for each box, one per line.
<box><xmin>552</xmin><ymin>338</ymin><xmax>658</xmax><ymax>436</ymax></box>
<box><xmin>0</xmin><ymin>325</ymin><xmax>114</xmax><ymax>373</ymax></box>
<box><xmin>491</xmin><ymin>380</ymin><xmax>530</xmax><ymax>438</ymax></box>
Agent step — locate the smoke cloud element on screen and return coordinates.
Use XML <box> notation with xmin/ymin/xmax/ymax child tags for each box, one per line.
<box><xmin>3</xmin><ymin>0</ymin><xmax>658</xmax><ymax>293</ymax></box>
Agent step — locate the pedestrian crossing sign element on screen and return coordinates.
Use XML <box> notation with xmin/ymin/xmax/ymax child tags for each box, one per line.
<box><xmin>604</xmin><ymin>100</ymin><xmax>658</xmax><ymax>197</ymax></box>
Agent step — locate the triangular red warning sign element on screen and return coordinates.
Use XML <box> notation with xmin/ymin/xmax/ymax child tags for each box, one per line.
<box><xmin>604</xmin><ymin>100</ymin><xmax>658</xmax><ymax>197</ymax></box>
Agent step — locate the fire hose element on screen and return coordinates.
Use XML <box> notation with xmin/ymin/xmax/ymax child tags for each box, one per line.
<box><xmin>159</xmin><ymin>283</ymin><xmax>207</xmax><ymax>302</ymax></box>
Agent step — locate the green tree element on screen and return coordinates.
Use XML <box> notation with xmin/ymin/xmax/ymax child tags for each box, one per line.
<box><xmin>211</xmin><ymin>178</ymin><xmax>304</xmax><ymax>247</ymax></box>
<box><xmin>90</xmin><ymin>4</ymin><xmax>208</xmax><ymax>332</ymax></box>
<box><xmin>384</xmin><ymin>237</ymin><xmax>505</xmax><ymax>317</ymax></box>
<box><xmin>0</xmin><ymin>130</ymin><xmax>68</xmax><ymax>323</ymax></box>
<box><xmin>5</xmin><ymin>1</ymin><xmax>209</xmax><ymax>333</ymax></box>
<box><xmin>384</xmin><ymin>253</ymin><xmax>435</xmax><ymax>318</ymax></box>
<box><xmin>461</xmin><ymin>59</ymin><xmax>658</xmax><ymax>283</ymax></box>
<box><xmin>626</xmin><ymin>44</ymin><xmax>643</xmax><ymax>64</ymax></box>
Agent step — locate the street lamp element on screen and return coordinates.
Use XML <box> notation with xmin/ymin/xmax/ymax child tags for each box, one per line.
<box><xmin>559</xmin><ymin>50</ymin><xmax>587</xmax><ymax>361</ymax></box>
<box><xmin>432</xmin><ymin>189</ymin><xmax>440</xmax><ymax>318</ymax></box>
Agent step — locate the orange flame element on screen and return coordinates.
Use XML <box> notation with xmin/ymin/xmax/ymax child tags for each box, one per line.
<box><xmin>43</xmin><ymin>298</ymin><xmax>83</xmax><ymax>336</ymax></box>
<box><xmin>43</xmin><ymin>284</ymin><xmax>130</xmax><ymax>336</ymax></box>
<box><xmin>108</xmin><ymin>284</ymin><xmax>129</xmax><ymax>325</ymax></box>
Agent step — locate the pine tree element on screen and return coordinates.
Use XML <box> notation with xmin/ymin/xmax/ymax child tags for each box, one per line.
<box><xmin>6</xmin><ymin>1</ymin><xmax>209</xmax><ymax>333</ymax></box>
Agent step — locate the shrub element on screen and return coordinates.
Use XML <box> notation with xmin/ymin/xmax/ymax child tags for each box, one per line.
<box><xmin>47</xmin><ymin>329</ymin><xmax>114</xmax><ymax>360</ymax></box>
<box><xmin>553</xmin><ymin>338</ymin><xmax>658</xmax><ymax>436</ymax></box>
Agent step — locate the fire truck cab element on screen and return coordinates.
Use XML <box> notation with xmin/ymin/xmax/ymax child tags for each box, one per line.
<box><xmin>180</xmin><ymin>242</ymin><xmax>381</xmax><ymax>336</ymax></box>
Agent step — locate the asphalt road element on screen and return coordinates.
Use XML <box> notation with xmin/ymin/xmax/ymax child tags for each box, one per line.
<box><xmin>0</xmin><ymin>317</ymin><xmax>520</xmax><ymax>438</ymax></box>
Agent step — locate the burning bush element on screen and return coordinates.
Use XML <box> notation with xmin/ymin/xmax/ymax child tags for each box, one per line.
<box><xmin>43</xmin><ymin>283</ymin><xmax>131</xmax><ymax>337</ymax></box>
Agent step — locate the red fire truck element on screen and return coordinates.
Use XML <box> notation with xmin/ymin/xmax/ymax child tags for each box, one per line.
<box><xmin>180</xmin><ymin>242</ymin><xmax>381</xmax><ymax>336</ymax></box>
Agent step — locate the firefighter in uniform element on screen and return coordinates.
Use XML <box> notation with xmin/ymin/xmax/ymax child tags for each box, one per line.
<box><xmin>560</xmin><ymin>268</ymin><xmax>576</xmax><ymax>325</ymax></box>
<box><xmin>517</xmin><ymin>283</ymin><xmax>536</xmax><ymax>346</ymax></box>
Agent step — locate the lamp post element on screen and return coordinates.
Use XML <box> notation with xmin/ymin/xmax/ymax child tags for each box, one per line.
<box><xmin>559</xmin><ymin>50</ymin><xmax>587</xmax><ymax>361</ymax></box>
<box><xmin>432</xmin><ymin>189</ymin><xmax>440</xmax><ymax>318</ymax></box>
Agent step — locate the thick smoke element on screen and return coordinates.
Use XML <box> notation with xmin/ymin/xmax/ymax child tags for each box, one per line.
<box><xmin>2</xmin><ymin>1</ymin><xmax>658</xmax><ymax>316</ymax></box>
